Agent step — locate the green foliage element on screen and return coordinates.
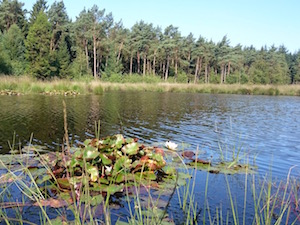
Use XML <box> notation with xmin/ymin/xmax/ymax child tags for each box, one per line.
<box><xmin>25</xmin><ymin>11</ymin><xmax>51</xmax><ymax>79</ymax></box>
<box><xmin>0</xmin><ymin>40</ymin><xmax>12</xmax><ymax>74</ymax></box>
<box><xmin>0</xmin><ymin>0</ymin><xmax>297</xmax><ymax>84</ymax></box>
<box><xmin>28</xmin><ymin>0</ymin><xmax>48</xmax><ymax>26</ymax></box>
<box><xmin>1</xmin><ymin>24</ymin><xmax>26</xmax><ymax>75</ymax></box>
<box><xmin>176</xmin><ymin>72</ymin><xmax>189</xmax><ymax>83</ymax></box>
<box><xmin>69</xmin><ymin>48</ymin><xmax>92</xmax><ymax>78</ymax></box>
<box><xmin>0</xmin><ymin>0</ymin><xmax>26</xmax><ymax>32</ymax></box>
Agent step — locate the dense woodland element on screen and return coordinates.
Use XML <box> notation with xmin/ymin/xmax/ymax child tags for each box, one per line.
<box><xmin>0</xmin><ymin>0</ymin><xmax>300</xmax><ymax>84</ymax></box>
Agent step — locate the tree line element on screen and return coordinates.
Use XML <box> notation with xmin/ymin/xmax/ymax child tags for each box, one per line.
<box><xmin>0</xmin><ymin>0</ymin><xmax>300</xmax><ymax>84</ymax></box>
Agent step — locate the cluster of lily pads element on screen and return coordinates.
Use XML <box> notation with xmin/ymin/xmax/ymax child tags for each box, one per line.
<box><xmin>43</xmin><ymin>90</ymin><xmax>80</xmax><ymax>96</ymax></box>
<box><xmin>52</xmin><ymin>134</ymin><xmax>168</xmax><ymax>193</ymax></box>
<box><xmin>0</xmin><ymin>90</ymin><xmax>22</xmax><ymax>96</ymax></box>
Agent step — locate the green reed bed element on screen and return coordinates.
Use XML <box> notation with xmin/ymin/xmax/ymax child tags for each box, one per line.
<box><xmin>1</xmin><ymin>76</ymin><xmax>300</xmax><ymax>96</ymax></box>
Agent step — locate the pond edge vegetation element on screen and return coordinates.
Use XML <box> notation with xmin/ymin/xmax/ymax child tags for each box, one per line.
<box><xmin>1</xmin><ymin>76</ymin><xmax>300</xmax><ymax>96</ymax></box>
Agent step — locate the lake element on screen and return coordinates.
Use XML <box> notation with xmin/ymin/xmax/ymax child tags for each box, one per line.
<box><xmin>1</xmin><ymin>92</ymin><xmax>299</xmax><ymax>178</ymax></box>
<box><xmin>0</xmin><ymin>92</ymin><xmax>300</xmax><ymax>223</ymax></box>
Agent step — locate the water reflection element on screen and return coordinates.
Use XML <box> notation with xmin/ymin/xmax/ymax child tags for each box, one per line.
<box><xmin>0</xmin><ymin>93</ymin><xmax>300</xmax><ymax>179</ymax></box>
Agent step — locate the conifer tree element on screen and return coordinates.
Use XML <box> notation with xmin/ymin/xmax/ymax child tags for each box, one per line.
<box><xmin>25</xmin><ymin>11</ymin><xmax>51</xmax><ymax>79</ymax></box>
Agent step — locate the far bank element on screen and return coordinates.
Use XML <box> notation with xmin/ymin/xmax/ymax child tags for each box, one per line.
<box><xmin>1</xmin><ymin>76</ymin><xmax>300</xmax><ymax>96</ymax></box>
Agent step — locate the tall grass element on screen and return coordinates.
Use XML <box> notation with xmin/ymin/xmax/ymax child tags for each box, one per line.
<box><xmin>1</xmin><ymin>76</ymin><xmax>300</xmax><ymax>96</ymax></box>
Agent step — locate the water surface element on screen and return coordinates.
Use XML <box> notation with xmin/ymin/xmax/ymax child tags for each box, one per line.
<box><xmin>0</xmin><ymin>92</ymin><xmax>299</xmax><ymax>179</ymax></box>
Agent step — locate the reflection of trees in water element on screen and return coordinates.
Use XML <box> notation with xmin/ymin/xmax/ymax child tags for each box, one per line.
<box><xmin>0</xmin><ymin>93</ymin><xmax>232</xmax><ymax>153</ymax></box>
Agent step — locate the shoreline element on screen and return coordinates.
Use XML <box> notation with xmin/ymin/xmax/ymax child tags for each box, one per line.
<box><xmin>1</xmin><ymin>76</ymin><xmax>300</xmax><ymax>96</ymax></box>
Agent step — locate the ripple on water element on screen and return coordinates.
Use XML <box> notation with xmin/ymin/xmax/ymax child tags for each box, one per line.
<box><xmin>0</xmin><ymin>93</ymin><xmax>300</xmax><ymax>179</ymax></box>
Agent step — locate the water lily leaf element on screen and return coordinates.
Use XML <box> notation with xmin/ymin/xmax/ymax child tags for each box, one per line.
<box><xmin>69</xmin><ymin>176</ymin><xmax>83</xmax><ymax>185</ymax></box>
<box><xmin>99</xmin><ymin>153</ymin><xmax>112</xmax><ymax>165</ymax></box>
<box><xmin>113</xmin><ymin>156</ymin><xmax>132</xmax><ymax>176</ymax></box>
<box><xmin>57</xmin><ymin>178</ymin><xmax>71</xmax><ymax>190</ymax></box>
<box><xmin>36</xmin><ymin>174</ymin><xmax>52</xmax><ymax>184</ymax></box>
<box><xmin>141</xmin><ymin>207</ymin><xmax>165</xmax><ymax>218</ymax></box>
<box><xmin>103</xmin><ymin>184</ymin><xmax>124</xmax><ymax>195</ymax></box>
<box><xmin>154</xmin><ymin>147</ymin><xmax>165</xmax><ymax>156</ymax></box>
<box><xmin>182</xmin><ymin>151</ymin><xmax>195</xmax><ymax>159</ymax></box>
<box><xmin>152</xmin><ymin>153</ymin><xmax>166</xmax><ymax>168</ymax></box>
<box><xmin>73</xmin><ymin>149</ymin><xmax>82</xmax><ymax>158</ymax></box>
<box><xmin>122</xmin><ymin>142</ymin><xmax>139</xmax><ymax>155</ymax></box>
<box><xmin>84</xmin><ymin>139</ymin><xmax>92</xmax><ymax>146</ymax></box>
<box><xmin>91</xmin><ymin>194</ymin><xmax>104</xmax><ymax>206</ymax></box>
<box><xmin>115</xmin><ymin>173</ymin><xmax>135</xmax><ymax>183</ymax></box>
<box><xmin>99</xmin><ymin>177</ymin><xmax>109</xmax><ymax>184</ymax></box>
<box><xmin>192</xmin><ymin>160</ymin><xmax>257</xmax><ymax>175</ymax></box>
<box><xmin>83</xmin><ymin>146</ymin><xmax>99</xmax><ymax>160</ymax></box>
<box><xmin>86</xmin><ymin>165</ymin><xmax>99</xmax><ymax>182</ymax></box>
<box><xmin>0</xmin><ymin>174</ymin><xmax>14</xmax><ymax>184</ymax></box>
<box><xmin>162</xmin><ymin>166</ymin><xmax>176</xmax><ymax>175</ymax></box>
<box><xmin>125</xmin><ymin>138</ymin><xmax>134</xmax><ymax>144</ymax></box>
<box><xmin>69</xmin><ymin>157</ymin><xmax>79</xmax><ymax>167</ymax></box>
<box><xmin>140</xmin><ymin>196</ymin><xmax>168</xmax><ymax>208</ymax></box>
<box><xmin>90</xmin><ymin>194</ymin><xmax>104</xmax><ymax>206</ymax></box>
<box><xmin>34</xmin><ymin>198</ymin><xmax>68</xmax><ymax>208</ymax></box>
<box><xmin>114</xmin><ymin>134</ymin><xmax>125</xmax><ymax>148</ymax></box>
<box><xmin>46</xmin><ymin>217</ymin><xmax>69</xmax><ymax>225</ymax></box>
<box><xmin>135</xmin><ymin>171</ymin><xmax>156</xmax><ymax>181</ymax></box>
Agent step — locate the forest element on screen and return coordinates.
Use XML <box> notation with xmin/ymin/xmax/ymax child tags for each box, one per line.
<box><xmin>0</xmin><ymin>0</ymin><xmax>300</xmax><ymax>84</ymax></box>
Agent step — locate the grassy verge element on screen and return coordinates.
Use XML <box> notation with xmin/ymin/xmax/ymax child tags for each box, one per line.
<box><xmin>1</xmin><ymin>76</ymin><xmax>300</xmax><ymax>96</ymax></box>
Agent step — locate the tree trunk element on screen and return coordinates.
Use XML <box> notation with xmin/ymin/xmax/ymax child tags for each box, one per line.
<box><xmin>205</xmin><ymin>64</ymin><xmax>208</xmax><ymax>83</ymax></box>
<box><xmin>175</xmin><ymin>50</ymin><xmax>178</xmax><ymax>77</ymax></box>
<box><xmin>129</xmin><ymin>53</ymin><xmax>133</xmax><ymax>75</ymax></box>
<box><xmin>220</xmin><ymin>64</ymin><xmax>224</xmax><ymax>84</ymax></box>
<box><xmin>153</xmin><ymin>52</ymin><xmax>156</xmax><ymax>75</ymax></box>
<box><xmin>117</xmin><ymin>41</ymin><xmax>123</xmax><ymax>62</ymax></box>
<box><xmin>198</xmin><ymin>58</ymin><xmax>203</xmax><ymax>81</ymax></box>
<box><xmin>99</xmin><ymin>53</ymin><xmax>102</xmax><ymax>77</ymax></box>
<box><xmin>224</xmin><ymin>65</ymin><xmax>227</xmax><ymax>83</ymax></box>
<box><xmin>165</xmin><ymin>55</ymin><xmax>170</xmax><ymax>81</ymax></box>
<box><xmin>162</xmin><ymin>62</ymin><xmax>165</xmax><ymax>79</ymax></box>
<box><xmin>187</xmin><ymin>52</ymin><xmax>191</xmax><ymax>74</ymax></box>
<box><xmin>228</xmin><ymin>61</ymin><xmax>231</xmax><ymax>76</ymax></box>
<box><xmin>208</xmin><ymin>67</ymin><xmax>210</xmax><ymax>83</ymax></box>
<box><xmin>93</xmin><ymin>28</ymin><xmax>97</xmax><ymax>79</ymax></box>
<box><xmin>85</xmin><ymin>39</ymin><xmax>89</xmax><ymax>72</ymax></box>
<box><xmin>143</xmin><ymin>54</ymin><xmax>146</xmax><ymax>76</ymax></box>
<box><xmin>194</xmin><ymin>57</ymin><xmax>199</xmax><ymax>83</ymax></box>
<box><xmin>147</xmin><ymin>59</ymin><xmax>151</xmax><ymax>75</ymax></box>
<box><xmin>137</xmin><ymin>52</ymin><xmax>140</xmax><ymax>74</ymax></box>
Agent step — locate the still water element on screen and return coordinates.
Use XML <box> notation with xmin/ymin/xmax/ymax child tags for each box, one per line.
<box><xmin>1</xmin><ymin>92</ymin><xmax>300</xmax><ymax>223</ymax></box>
<box><xmin>0</xmin><ymin>92</ymin><xmax>300</xmax><ymax>178</ymax></box>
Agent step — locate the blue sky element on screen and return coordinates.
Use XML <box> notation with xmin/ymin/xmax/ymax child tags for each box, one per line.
<box><xmin>23</xmin><ymin>0</ymin><xmax>300</xmax><ymax>53</ymax></box>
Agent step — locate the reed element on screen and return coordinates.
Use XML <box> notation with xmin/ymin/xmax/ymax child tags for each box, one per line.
<box><xmin>1</xmin><ymin>76</ymin><xmax>300</xmax><ymax>96</ymax></box>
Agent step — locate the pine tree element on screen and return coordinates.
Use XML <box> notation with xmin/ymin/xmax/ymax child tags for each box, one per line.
<box><xmin>57</xmin><ymin>39</ymin><xmax>70</xmax><ymax>78</ymax></box>
<box><xmin>48</xmin><ymin>1</ymin><xmax>69</xmax><ymax>51</ymax></box>
<box><xmin>25</xmin><ymin>11</ymin><xmax>51</xmax><ymax>79</ymax></box>
<box><xmin>0</xmin><ymin>0</ymin><xmax>26</xmax><ymax>32</ymax></box>
<box><xmin>2</xmin><ymin>24</ymin><xmax>26</xmax><ymax>74</ymax></box>
<box><xmin>29</xmin><ymin>0</ymin><xmax>48</xmax><ymax>26</ymax></box>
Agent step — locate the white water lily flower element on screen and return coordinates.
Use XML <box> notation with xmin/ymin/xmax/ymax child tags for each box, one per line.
<box><xmin>165</xmin><ymin>141</ymin><xmax>178</xmax><ymax>150</ymax></box>
<box><xmin>105</xmin><ymin>166</ymin><xmax>112</xmax><ymax>173</ymax></box>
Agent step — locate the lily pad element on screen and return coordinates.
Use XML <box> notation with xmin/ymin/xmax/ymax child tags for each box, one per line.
<box><xmin>192</xmin><ymin>160</ymin><xmax>257</xmax><ymax>175</ymax></box>
<box><xmin>103</xmin><ymin>184</ymin><xmax>124</xmax><ymax>195</ymax></box>
<box><xmin>86</xmin><ymin>165</ymin><xmax>99</xmax><ymax>182</ymax></box>
<box><xmin>121</xmin><ymin>142</ymin><xmax>139</xmax><ymax>155</ymax></box>
<box><xmin>83</xmin><ymin>146</ymin><xmax>99</xmax><ymax>160</ymax></box>
<box><xmin>57</xmin><ymin>178</ymin><xmax>71</xmax><ymax>190</ymax></box>
<box><xmin>99</xmin><ymin>153</ymin><xmax>112</xmax><ymax>165</ymax></box>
